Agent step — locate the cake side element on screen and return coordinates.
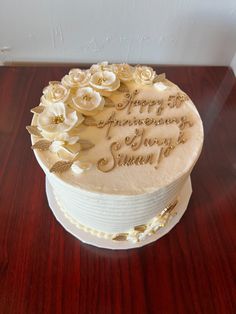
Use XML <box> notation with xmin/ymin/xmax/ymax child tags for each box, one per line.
<box><xmin>34</xmin><ymin>150</ymin><xmax>190</xmax><ymax>236</ymax></box>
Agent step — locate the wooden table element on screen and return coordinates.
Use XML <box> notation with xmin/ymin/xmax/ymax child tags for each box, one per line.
<box><xmin>0</xmin><ymin>65</ymin><xmax>235</xmax><ymax>314</ymax></box>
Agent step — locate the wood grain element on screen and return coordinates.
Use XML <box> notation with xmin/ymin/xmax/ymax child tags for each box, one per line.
<box><xmin>0</xmin><ymin>66</ymin><xmax>235</xmax><ymax>314</ymax></box>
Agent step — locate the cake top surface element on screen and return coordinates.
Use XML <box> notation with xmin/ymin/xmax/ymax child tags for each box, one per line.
<box><xmin>28</xmin><ymin>62</ymin><xmax>203</xmax><ymax>195</ymax></box>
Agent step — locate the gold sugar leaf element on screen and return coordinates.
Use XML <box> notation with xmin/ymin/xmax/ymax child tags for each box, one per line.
<box><xmin>30</xmin><ymin>105</ymin><xmax>45</xmax><ymax>114</ymax></box>
<box><xmin>26</xmin><ymin>125</ymin><xmax>42</xmax><ymax>137</ymax></box>
<box><xmin>112</xmin><ymin>233</ymin><xmax>128</xmax><ymax>241</ymax></box>
<box><xmin>50</xmin><ymin>161</ymin><xmax>73</xmax><ymax>173</ymax></box>
<box><xmin>83</xmin><ymin>116</ymin><xmax>97</xmax><ymax>126</ymax></box>
<box><xmin>166</xmin><ymin>199</ymin><xmax>178</xmax><ymax>212</ymax></box>
<box><xmin>79</xmin><ymin>139</ymin><xmax>95</xmax><ymax>151</ymax></box>
<box><xmin>104</xmin><ymin>97</ymin><xmax>115</xmax><ymax>107</ymax></box>
<box><xmin>31</xmin><ymin>140</ymin><xmax>51</xmax><ymax>151</ymax></box>
<box><xmin>134</xmin><ymin>224</ymin><xmax>147</xmax><ymax>232</ymax></box>
<box><xmin>118</xmin><ymin>83</ymin><xmax>129</xmax><ymax>93</ymax></box>
<box><xmin>153</xmin><ymin>73</ymin><xmax>166</xmax><ymax>83</ymax></box>
<box><xmin>160</xmin><ymin>199</ymin><xmax>178</xmax><ymax>217</ymax></box>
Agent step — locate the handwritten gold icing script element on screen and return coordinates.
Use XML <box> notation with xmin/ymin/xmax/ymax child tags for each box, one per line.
<box><xmin>94</xmin><ymin>89</ymin><xmax>192</xmax><ymax>172</ymax></box>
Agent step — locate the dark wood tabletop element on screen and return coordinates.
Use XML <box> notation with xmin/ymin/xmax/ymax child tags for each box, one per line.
<box><xmin>0</xmin><ymin>65</ymin><xmax>235</xmax><ymax>314</ymax></box>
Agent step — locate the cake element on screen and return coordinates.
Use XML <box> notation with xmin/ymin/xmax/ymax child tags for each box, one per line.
<box><xmin>27</xmin><ymin>62</ymin><xmax>203</xmax><ymax>247</ymax></box>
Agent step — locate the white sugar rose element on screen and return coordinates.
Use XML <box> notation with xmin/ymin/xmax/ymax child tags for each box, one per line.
<box><xmin>89</xmin><ymin>61</ymin><xmax>112</xmax><ymax>74</ymax></box>
<box><xmin>41</xmin><ymin>81</ymin><xmax>70</xmax><ymax>105</ymax></box>
<box><xmin>72</xmin><ymin>87</ymin><xmax>105</xmax><ymax>116</ymax></box>
<box><xmin>134</xmin><ymin>66</ymin><xmax>156</xmax><ymax>85</ymax></box>
<box><xmin>37</xmin><ymin>102</ymin><xmax>83</xmax><ymax>142</ymax></box>
<box><xmin>113</xmin><ymin>63</ymin><xmax>134</xmax><ymax>82</ymax></box>
<box><xmin>90</xmin><ymin>71</ymin><xmax>120</xmax><ymax>92</ymax></box>
<box><xmin>62</xmin><ymin>69</ymin><xmax>90</xmax><ymax>89</ymax></box>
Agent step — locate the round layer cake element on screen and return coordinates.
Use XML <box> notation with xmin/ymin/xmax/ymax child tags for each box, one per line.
<box><xmin>27</xmin><ymin>62</ymin><xmax>203</xmax><ymax>244</ymax></box>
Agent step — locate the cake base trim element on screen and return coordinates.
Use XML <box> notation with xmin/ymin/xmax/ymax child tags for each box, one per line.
<box><xmin>45</xmin><ymin>176</ymin><xmax>192</xmax><ymax>250</ymax></box>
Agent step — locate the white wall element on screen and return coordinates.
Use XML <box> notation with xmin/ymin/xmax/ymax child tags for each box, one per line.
<box><xmin>0</xmin><ymin>0</ymin><xmax>235</xmax><ymax>66</ymax></box>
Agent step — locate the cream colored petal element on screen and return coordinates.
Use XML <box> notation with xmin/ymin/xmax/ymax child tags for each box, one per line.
<box><xmin>57</xmin><ymin>142</ymin><xmax>81</xmax><ymax>160</ymax></box>
<box><xmin>55</xmin><ymin>132</ymin><xmax>70</xmax><ymax>142</ymax></box>
<box><xmin>75</xmin><ymin>112</ymin><xmax>85</xmax><ymax>126</ymax></box>
<box><xmin>57</xmin><ymin>147</ymin><xmax>75</xmax><ymax>160</ymax></box>
<box><xmin>49</xmin><ymin>102</ymin><xmax>66</xmax><ymax>116</ymax></box>
<box><xmin>102</xmin><ymin>71</ymin><xmax>116</xmax><ymax>84</ymax></box>
<box><xmin>54</xmin><ymin>123</ymin><xmax>70</xmax><ymax>133</ymax></box>
<box><xmin>40</xmin><ymin>130</ymin><xmax>67</xmax><ymax>141</ymax></box>
<box><xmin>49</xmin><ymin>140</ymin><xmax>64</xmax><ymax>153</ymax></box>
<box><xmin>40</xmin><ymin>95</ymin><xmax>51</xmax><ymax>106</ymax></box>
<box><xmin>71</xmin><ymin>160</ymin><xmax>92</xmax><ymax>174</ymax></box>
<box><xmin>72</xmin><ymin>96</ymin><xmax>97</xmax><ymax>111</ymax></box>
<box><xmin>38</xmin><ymin>113</ymin><xmax>52</xmax><ymax>129</ymax></box>
<box><xmin>67</xmin><ymin>135</ymin><xmax>80</xmax><ymax>145</ymax></box>
<box><xmin>154</xmin><ymin>82</ymin><xmax>168</xmax><ymax>91</ymax></box>
<box><xmin>64</xmin><ymin>142</ymin><xmax>81</xmax><ymax>154</ymax></box>
<box><xmin>40</xmin><ymin>130</ymin><xmax>56</xmax><ymax>141</ymax></box>
<box><xmin>72</xmin><ymin>87</ymin><xmax>105</xmax><ymax>115</ymax></box>
<box><xmin>109</xmin><ymin>78</ymin><xmax>120</xmax><ymax>91</ymax></box>
<box><xmin>76</xmin><ymin>86</ymin><xmax>92</xmax><ymax>97</ymax></box>
<box><xmin>64</xmin><ymin>110</ymin><xmax>79</xmax><ymax>131</ymax></box>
